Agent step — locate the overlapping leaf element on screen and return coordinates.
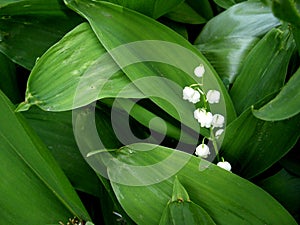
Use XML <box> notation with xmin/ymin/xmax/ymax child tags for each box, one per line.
<box><xmin>194</xmin><ymin>1</ymin><xmax>280</xmax><ymax>83</ymax></box>
<box><xmin>253</xmin><ymin>66</ymin><xmax>300</xmax><ymax>121</ymax></box>
<box><xmin>100</xmin><ymin>143</ymin><xmax>297</xmax><ymax>225</ymax></box>
<box><xmin>16</xmin><ymin>22</ymin><xmax>143</xmax><ymax>112</ymax></box>
<box><xmin>64</xmin><ymin>0</ymin><xmax>236</xmax><ymax>138</ymax></box>
<box><xmin>230</xmin><ymin>27</ymin><xmax>295</xmax><ymax>114</ymax></box>
<box><xmin>164</xmin><ymin>2</ymin><xmax>206</xmax><ymax>24</ymax></box>
<box><xmin>22</xmin><ymin>107</ymin><xmax>101</xmax><ymax>195</ymax></box>
<box><xmin>0</xmin><ymin>0</ymin><xmax>82</xmax><ymax>69</ymax></box>
<box><xmin>221</xmin><ymin>100</ymin><xmax>300</xmax><ymax>178</ymax></box>
<box><xmin>104</xmin><ymin>0</ymin><xmax>184</xmax><ymax>18</ymax></box>
<box><xmin>258</xmin><ymin>169</ymin><xmax>300</xmax><ymax>221</ymax></box>
<box><xmin>0</xmin><ymin>90</ymin><xmax>89</xmax><ymax>224</ymax></box>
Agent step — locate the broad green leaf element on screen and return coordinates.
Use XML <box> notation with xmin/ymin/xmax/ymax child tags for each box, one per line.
<box><xmin>101</xmin><ymin>143</ymin><xmax>296</xmax><ymax>225</ymax></box>
<box><xmin>0</xmin><ymin>0</ymin><xmax>67</xmax><ymax>16</ymax></box>
<box><xmin>64</xmin><ymin>0</ymin><xmax>236</xmax><ymax>137</ymax></box>
<box><xmin>104</xmin><ymin>0</ymin><xmax>184</xmax><ymax>18</ymax></box>
<box><xmin>221</xmin><ymin>101</ymin><xmax>300</xmax><ymax>178</ymax></box>
<box><xmin>253</xmin><ymin>66</ymin><xmax>300</xmax><ymax>121</ymax></box>
<box><xmin>258</xmin><ymin>169</ymin><xmax>300</xmax><ymax>221</ymax></box>
<box><xmin>22</xmin><ymin>106</ymin><xmax>101</xmax><ymax>196</ymax></box>
<box><xmin>0</xmin><ymin>2</ymin><xmax>82</xmax><ymax>69</ymax></box>
<box><xmin>271</xmin><ymin>0</ymin><xmax>300</xmax><ymax>27</ymax></box>
<box><xmin>185</xmin><ymin>0</ymin><xmax>213</xmax><ymax>20</ymax></box>
<box><xmin>212</xmin><ymin>0</ymin><xmax>237</xmax><ymax>9</ymax></box>
<box><xmin>230</xmin><ymin>27</ymin><xmax>295</xmax><ymax>114</ymax></box>
<box><xmin>159</xmin><ymin>202</ymin><xmax>216</xmax><ymax>225</ymax></box>
<box><xmin>159</xmin><ymin>177</ymin><xmax>216</xmax><ymax>225</ymax></box>
<box><xmin>0</xmin><ymin>90</ymin><xmax>89</xmax><ymax>224</ymax></box>
<box><xmin>164</xmin><ymin>2</ymin><xmax>206</xmax><ymax>24</ymax></box>
<box><xmin>16</xmin><ymin>22</ymin><xmax>143</xmax><ymax>112</ymax></box>
<box><xmin>194</xmin><ymin>1</ymin><xmax>280</xmax><ymax>83</ymax></box>
<box><xmin>0</xmin><ymin>52</ymin><xmax>21</xmax><ymax>103</ymax></box>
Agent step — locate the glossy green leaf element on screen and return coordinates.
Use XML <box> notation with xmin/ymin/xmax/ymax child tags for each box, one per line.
<box><xmin>159</xmin><ymin>177</ymin><xmax>216</xmax><ymax>225</ymax></box>
<box><xmin>100</xmin><ymin>143</ymin><xmax>297</xmax><ymax>225</ymax></box>
<box><xmin>0</xmin><ymin>2</ymin><xmax>82</xmax><ymax>69</ymax></box>
<box><xmin>104</xmin><ymin>0</ymin><xmax>184</xmax><ymax>18</ymax></box>
<box><xmin>194</xmin><ymin>1</ymin><xmax>280</xmax><ymax>83</ymax></box>
<box><xmin>0</xmin><ymin>52</ymin><xmax>21</xmax><ymax>103</ymax></box>
<box><xmin>16</xmin><ymin>22</ymin><xmax>143</xmax><ymax>112</ymax></box>
<box><xmin>221</xmin><ymin>101</ymin><xmax>300</xmax><ymax>178</ymax></box>
<box><xmin>64</xmin><ymin>0</ymin><xmax>236</xmax><ymax>137</ymax></box>
<box><xmin>159</xmin><ymin>202</ymin><xmax>216</xmax><ymax>225</ymax></box>
<box><xmin>230</xmin><ymin>27</ymin><xmax>295</xmax><ymax>114</ymax></box>
<box><xmin>22</xmin><ymin>106</ymin><xmax>101</xmax><ymax>196</ymax></box>
<box><xmin>0</xmin><ymin>90</ymin><xmax>89</xmax><ymax>224</ymax></box>
<box><xmin>0</xmin><ymin>0</ymin><xmax>67</xmax><ymax>16</ymax></box>
<box><xmin>185</xmin><ymin>0</ymin><xmax>213</xmax><ymax>20</ymax></box>
<box><xmin>253</xmin><ymin>66</ymin><xmax>300</xmax><ymax>121</ymax></box>
<box><xmin>271</xmin><ymin>0</ymin><xmax>300</xmax><ymax>27</ymax></box>
<box><xmin>258</xmin><ymin>169</ymin><xmax>300</xmax><ymax>222</ymax></box>
<box><xmin>164</xmin><ymin>2</ymin><xmax>206</xmax><ymax>24</ymax></box>
<box><xmin>212</xmin><ymin>0</ymin><xmax>237</xmax><ymax>9</ymax></box>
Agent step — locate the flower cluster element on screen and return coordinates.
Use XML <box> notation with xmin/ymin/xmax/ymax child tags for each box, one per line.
<box><xmin>182</xmin><ymin>64</ymin><xmax>231</xmax><ymax>172</ymax></box>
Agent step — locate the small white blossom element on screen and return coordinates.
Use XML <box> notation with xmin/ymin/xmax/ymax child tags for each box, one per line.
<box><xmin>215</xmin><ymin>129</ymin><xmax>224</xmax><ymax>139</ymax></box>
<box><xmin>194</xmin><ymin>64</ymin><xmax>205</xmax><ymax>77</ymax></box>
<box><xmin>194</xmin><ymin>108</ymin><xmax>213</xmax><ymax>128</ymax></box>
<box><xmin>217</xmin><ymin>161</ymin><xmax>232</xmax><ymax>171</ymax></box>
<box><xmin>206</xmin><ymin>90</ymin><xmax>220</xmax><ymax>104</ymax></box>
<box><xmin>183</xmin><ymin>86</ymin><xmax>200</xmax><ymax>104</ymax></box>
<box><xmin>195</xmin><ymin>144</ymin><xmax>210</xmax><ymax>158</ymax></box>
<box><xmin>212</xmin><ymin>114</ymin><xmax>225</xmax><ymax>128</ymax></box>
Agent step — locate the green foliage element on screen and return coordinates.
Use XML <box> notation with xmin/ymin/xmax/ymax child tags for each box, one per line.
<box><xmin>1</xmin><ymin>0</ymin><xmax>300</xmax><ymax>224</ymax></box>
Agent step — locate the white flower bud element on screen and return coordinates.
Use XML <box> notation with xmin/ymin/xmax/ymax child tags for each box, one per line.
<box><xmin>206</xmin><ymin>90</ymin><xmax>220</xmax><ymax>104</ymax></box>
<box><xmin>212</xmin><ymin>114</ymin><xmax>225</xmax><ymax>128</ymax></box>
<box><xmin>215</xmin><ymin>129</ymin><xmax>224</xmax><ymax>139</ymax></box>
<box><xmin>217</xmin><ymin>161</ymin><xmax>232</xmax><ymax>171</ymax></box>
<box><xmin>194</xmin><ymin>108</ymin><xmax>213</xmax><ymax>128</ymax></box>
<box><xmin>195</xmin><ymin>144</ymin><xmax>210</xmax><ymax>158</ymax></box>
<box><xmin>183</xmin><ymin>86</ymin><xmax>200</xmax><ymax>104</ymax></box>
<box><xmin>194</xmin><ymin>64</ymin><xmax>205</xmax><ymax>77</ymax></box>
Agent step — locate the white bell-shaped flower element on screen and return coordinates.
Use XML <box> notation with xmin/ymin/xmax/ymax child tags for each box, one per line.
<box><xmin>212</xmin><ymin>114</ymin><xmax>225</xmax><ymax>128</ymax></box>
<box><xmin>194</xmin><ymin>108</ymin><xmax>213</xmax><ymax>128</ymax></box>
<box><xmin>195</xmin><ymin>144</ymin><xmax>210</xmax><ymax>158</ymax></box>
<box><xmin>217</xmin><ymin>161</ymin><xmax>232</xmax><ymax>171</ymax></box>
<box><xmin>194</xmin><ymin>64</ymin><xmax>205</xmax><ymax>77</ymax></box>
<box><xmin>206</xmin><ymin>90</ymin><xmax>220</xmax><ymax>104</ymax></box>
<box><xmin>182</xmin><ymin>86</ymin><xmax>200</xmax><ymax>104</ymax></box>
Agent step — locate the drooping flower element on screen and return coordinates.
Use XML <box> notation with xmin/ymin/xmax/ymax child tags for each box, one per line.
<box><xmin>195</xmin><ymin>144</ymin><xmax>210</xmax><ymax>158</ymax></box>
<box><xmin>194</xmin><ymin>64</ymin><xmax>205</xmax><ymax>77</ymax></box>
<box><xmin>212</xmin><ymin>114</ymin><xmax>225</xmax><ymax>128</ymax></box>
<box><xmin>194</xmin><ymin>108</ymin><xmax>213</xmax><ymax>128</ymax></box>
<box><xmin>215</xmin><ymin>129</ymin><xmax>224</xmax><ymax>139</ymax></box>
<box><xmin>217</xmin><ymin>161</ymin><xmax>232</xmax><ymax>171</ymax></box>
<box><xmin>206</xmin><ymin>90</ymin><xmax>220</xmax><ymax>104</ymax></box>
<box><xmin>182</xmin><ymin>86</ymin><xmax>200</xmax><ymax>104</ymax></box>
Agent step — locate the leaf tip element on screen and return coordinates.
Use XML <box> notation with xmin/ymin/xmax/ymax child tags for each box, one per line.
<box><xmin>15</xmin><ymin>101</ymin><xmax>31</xmax><ymax>112</ymax></box>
